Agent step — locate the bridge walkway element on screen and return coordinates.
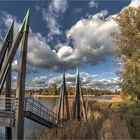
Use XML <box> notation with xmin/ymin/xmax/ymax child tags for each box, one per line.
<box><xmin>0</xmin><ymin>97</ymin><xmax>58</xmax><ymax>128</ymax></box>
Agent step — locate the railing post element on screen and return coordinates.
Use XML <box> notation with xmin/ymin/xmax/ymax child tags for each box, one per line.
<box><xmin>24</xmin><ymin>98</ymin><xmax>27</xmax><ymax>111</ymax></box>
<box><xmin>40</xmin><ymin>104</ymin><xmax>42</xmax><ymax>116</ymax></box>
<box><xmin>32</xmin><ymin>98</ymin><xmax>34</xmax><ymax>112</ymax></box>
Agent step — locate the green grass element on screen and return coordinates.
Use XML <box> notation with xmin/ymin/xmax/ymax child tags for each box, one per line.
<box><xmin>110</xmin><ymin>101</ymin><xmax>140</xmax><ymax>139</ymax></box>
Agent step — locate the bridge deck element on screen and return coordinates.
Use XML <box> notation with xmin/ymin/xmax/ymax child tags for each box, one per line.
<box><xmin>24</xmin><ymin>97</ymin><xmax>58</xmax><ymax>127</ymax></box>
<box><xmin>25</xmin><ymin>111</ymin><xmax>57</xmax><ymax>127</ymax></box>
<box><xmin>0</xmin><ymin>97</ymin><xmax>58</xmax><ymax>128</ymax></box>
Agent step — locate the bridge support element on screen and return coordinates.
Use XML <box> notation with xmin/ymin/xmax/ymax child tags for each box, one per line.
<box><xmin>5</xmin><ymin>21</ymin><xmax>14</xmax><ymax>140</ymax></box>
<box><xmin>16</xmin><ymin>10</ymin><xmax>30</xmax><ymax>139</ymax></box>
<box><xmin>0</xmin><ymin>20</ymin><xmax>14</xmax><ymax>139</ymax></box>
<box><xmin>0</xmin><ymin>10</ymin><xmax>30</xmax><ymax>139</ymax></box>
<box><xmin>71</xmin><ymin>68</ymin><xmax>87</xmax><ymax>121</ymax></box>
<box><xmin>58</xmin><ymin>71</ymin><xmax>70</xmax><ymax>121</ymax></box>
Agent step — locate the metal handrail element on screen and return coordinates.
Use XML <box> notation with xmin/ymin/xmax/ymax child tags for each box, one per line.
<box><xmin>24</xmin><ymin>97</ymin><xmax>58</xmax><ymax>125</ymax></box>
<box><xmin>0</xmin><ymin>97</ymin><xmax>18</xmax><ymax>120</ymax></box>
<box><xmin>0</xmin><ymin>97</ymin><xmax>18</xmax><ymax>111</ymax></box>
<box><xmin>0</xmin><ymin>97</ymin><xmax>58</xmax><ymax>126</ymax></box>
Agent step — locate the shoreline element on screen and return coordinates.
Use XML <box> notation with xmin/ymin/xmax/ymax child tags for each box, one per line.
<box><xmin>0</xmin><ymin>94</ymin><xmax>122</xmax><ymax>102</ymax></box>
<box><xmin>32</xmin><ymin>94</ymin><xmax>122</xmax><ymax>102</ymax></box>
<box><xmin>32</xmin><ymin>95</ymin><xmax>95</xmax><ymax>98</ymax></box>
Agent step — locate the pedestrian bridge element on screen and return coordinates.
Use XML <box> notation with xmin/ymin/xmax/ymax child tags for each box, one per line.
<box><xmin>0</xmin><ymin>97</ymin><xmax>58</xmax><ymax>128</ymax></box>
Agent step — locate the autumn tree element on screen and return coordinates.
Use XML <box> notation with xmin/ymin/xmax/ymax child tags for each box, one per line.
<box><xmin>50</xmin><ymin>83</ymin><xmax>58</xmax><ymax>95</ymax></box>
<box><xmin>113</xmin><ymin>6</ymin><xmax>140</xmax><ymax>100</ymax></box>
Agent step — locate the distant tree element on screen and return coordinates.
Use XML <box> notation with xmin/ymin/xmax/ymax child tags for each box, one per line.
<box><xmin>50</xmin><ymin>83</ymin><xmax>58</xmax><ymax>95</ymax></box>
<box><xmin>67</xmin><ymin>87</ymin><xmax>75</xmax><ymax>95</ymax></box>
<box><xmin>113</xmin><ymin>6</ymin><xmax>140</xmax><ymax>100</ymax></box>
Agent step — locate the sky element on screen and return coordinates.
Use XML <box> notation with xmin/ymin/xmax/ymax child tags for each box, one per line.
<box><xmin>0</xmin><ymin>0</ymin><xmax>140</xmax><ymax>90</ymax></box>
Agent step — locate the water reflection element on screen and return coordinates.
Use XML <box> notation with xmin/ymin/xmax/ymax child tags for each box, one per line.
<box><xmin>24</xmin><ymin>97</ymin><xmax>59</xmax><ymax>138</ymax></box>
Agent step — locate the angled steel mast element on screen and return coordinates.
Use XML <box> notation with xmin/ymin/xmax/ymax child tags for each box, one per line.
<box><xmin>0</xmin><ymin>10</ymin><xmax>30</xmax><ymax>139</ymax></box>
<box><xmin>71</xmin><ymin>68</ymin><xmax>87</xmax><ymax>121</ymax></box>
<box><xmin>0</xmin><ymin>11</ymin><xmax>29</xmax><ymax>92</ymax></box>
<box><xmin>0</xmin><ymin>21</ymin><xmax>14</xmax><ymax>70</ymax></box>
<box><xmin>15</xmin><ymin>9</ymin><xmax>30</xmax><ymax>139</ymax></box>
<box><xmin>0</xmin><ymin>21</ymin><xmax>14</xmax><ymax>139</ymax></box>
<box><xmin>58</xmin><ymin>71</ymin><xmax>70</xmax><ymax>121</ymax></box>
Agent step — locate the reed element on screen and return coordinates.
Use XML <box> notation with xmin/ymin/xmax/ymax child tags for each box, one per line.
<box><xmin>32</xmin><ymin>100</ymin><xmax>130</xmax><ymax>139</ymax></box>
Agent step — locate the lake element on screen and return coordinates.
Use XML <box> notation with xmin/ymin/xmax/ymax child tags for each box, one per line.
<box><xmin>0</xmin><ymin>96</ymin><xmax>114</xmax><ymax>139</ymax></box>
<box><xmin>0</xmin><ymin>97</ymin><xmax>59</xmax><ymax>139</ymax></box>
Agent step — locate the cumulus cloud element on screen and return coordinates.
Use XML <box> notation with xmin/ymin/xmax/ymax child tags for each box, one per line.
<box><xmin>12</xmin><ymin>60</ymin><xmax>38</xmax><ymax>73</ymax></box>
<box><xmin>90</xmin><ymin>78</ymin><xmax>120</xmax><ymax>90</ymax></box>
<box><xmin>66</xmin><ymin>10</ymin><xmax>118</xmax><ymax>65</ymax></box>
<box><xmin>0</xmin><ymin>15</ymin><xmax>61</xmax><ymax>71</ymax></box>
<box><xmin>31</xmin><ymin>76</ymin><xmax>48</xmax><ymax>85</ymax></box>
<box><xmin>0</xmin><ymin>11</ymin><xmax>77</xmax><ymax>71</ymax></box>
<box><xmin>1</xmin><ymin>0</ymin><xmax>139</xmax><ymax>72</ymax></box>
<box><xmin>129</xmin><ymin>0</ymin><xmax>140</xmax><ymax>8</ymax></box>
<box><xmin>29</xmin><ymin>72</ymin><xmax>120</xmax><ymax>91</ymax></box>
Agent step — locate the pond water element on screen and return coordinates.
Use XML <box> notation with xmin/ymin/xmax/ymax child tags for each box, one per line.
<box><xmin>0</xmin><ymin>96</ymin><xmax>113</xmax><ymax>139</ymax></box>
<box><xmin>0</xmin><ymin>97</ymin><xmax>59</xmax><ymax>139</ymax></box>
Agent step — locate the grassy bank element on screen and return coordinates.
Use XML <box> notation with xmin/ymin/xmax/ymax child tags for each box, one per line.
<box><xmin>110</xmin><ymin>101</ymin><xmax>140</xmax><ymax>139</ymax></box>
<box><xmin>32</xmin><ymin>100</ymin><xmax>130</xmax><ymax>139</ymax></box>
<box><xmin>30</xmin><ymin>98</ymin><xmax>140</xmax><ymax>139</ymax></box>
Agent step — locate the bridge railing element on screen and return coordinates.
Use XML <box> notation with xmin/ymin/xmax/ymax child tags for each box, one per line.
<box><xmin>24</xmin><ymin>97</ymin><xmax>58</xmax><ymax>125</ymax></box>
<box><xmin>0</xmin><ymin>97</ymin><xmax>18</xmax><ymax>127</ymax></box>
<box><xmin>0</xmin><ymin>96</ymin><xmax>18</xmax><ymax>112</ymax></box>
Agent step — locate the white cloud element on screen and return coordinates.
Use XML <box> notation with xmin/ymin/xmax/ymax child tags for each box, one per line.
<box><xmin>89</xmin><ymin>0</ymin><xmax>98</xmax><ymax>8</ymax></box>
<box><xmin>0</xmin><ymin>0</ymin><xmax>139</xmax><ymax>91</ymax></box>
<box><xmin>1</xmin><ymin>0</ymin><xmax>139</xmax><ymax>73</ymax></box>
<box><xmin>12</xmin><ymin>60</ymin><xmax>18</xmax><ymax>71</ymax></box>
<box><xmin>42</xmin><ymin>11</ymin><xmax>61</xmax><ymax>36</ymax></box>
<box><xmin>42</xmin><ymin>0</ymin><xmax>68</xmax><ymax>36</ymax></box>
<box><xmin>12</xmin><ymin>60</ymin><xmax>38</xmax><ymax>73</ymax></box>
<box><xmin>66</xmin><ymin>10</ymin><xmax>118</xmax><ymax>65</ymax></box>
<box><xmin>2</xmin><ymin>12</ymin><xmax>71</xmax><ymax>70</ymax></box>
<box><xmin>51</xmin><ymin>0</ymin><xmax>67</xmax><ymax>13</ymax></box>
<box><xmin>31</xmin><ymin>76</ymin><xmax>48</xmax><ymax>85</ymax></box>
<box><xmin>129</xmin><ymin>0</ymin><xmax>140</xmax><ymax>8</ymax></box>
<box><xmin>29</xmin><ymin>72</ymin><xmax>120</xmax><ymax>91</ymax></box>
<box><xmin>57</xmin><ymin>45</ymin><xmax>74</xmax><ymax>60</ymax></box>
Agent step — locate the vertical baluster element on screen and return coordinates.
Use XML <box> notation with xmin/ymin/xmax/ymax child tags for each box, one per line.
<box><xmin>40</xmin><ymin>104</ymin><xmax>41</xmax><ymax>115</ymax></box>
<box><xmin>24</xmin><ymin>98</ymin><xmax>26</xmax><ymax>111</ymax></box>
<box><xmin>32</xmin><ymin>98</ymin><xmax>34</xmax><ymax>113</ymax></box>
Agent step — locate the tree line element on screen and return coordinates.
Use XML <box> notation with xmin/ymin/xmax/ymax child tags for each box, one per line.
<box><xmin>24</xmin><ymin>84</ymin><xmax>120</xmax><ymax>96</ymax></box>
